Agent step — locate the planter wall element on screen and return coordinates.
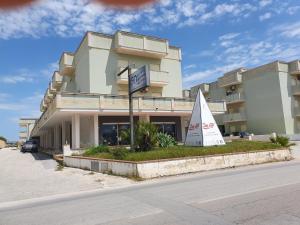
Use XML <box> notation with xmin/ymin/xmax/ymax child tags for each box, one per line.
<box><xmin>64</xmin><ymin>149</ymin><xmax>292</xmax><ymax>179</ymax></box>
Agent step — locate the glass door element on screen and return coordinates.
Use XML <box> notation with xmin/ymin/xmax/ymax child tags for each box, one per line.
<box><xmin>102</xmin><ymin>124</ymin><xmax>118</xmax><ymax>146</ymax></box>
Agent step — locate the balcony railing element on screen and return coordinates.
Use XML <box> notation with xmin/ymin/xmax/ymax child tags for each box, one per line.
<box><xmin>225</xmin><ymin>92</ymin><xmax>245</xmax><ymax>104</ymax></box>
<box><xmin>32</xmin><ymin>93</ymin><xmax>227</xmax><ymax>137</ymax></box>
<box><xmin>224</xmin><ymin>112</ymin><xmax>247</xmax><ymax>123</ymax></box>
<box><xmin>115</xmin><ymin>31</ymin><xmax>169</xmax><ymax>59</ymax></box>
<box><xmin>52</xmin><ymin>71</ymin><xmax>63</xmax><ymax>89</ymax></box>
<box><xmin>49</xmin><ymin>82</ymin><xmax>56</xmax><ymax>94</ymax></box>
<box><xmin>218</xmin><ymin>73</ymin><xmax>242</xmax><ymax>87</ymax></box>
<box><xmin>116</xmin><ymin>67</ymin><xmax>169</xmax><ymax>87</ymax></box>
<box><xmin>19</xmin><ymin>119</ymin><xmax>36</xmax><ymax>127</ymax></box>
<box><xmin>40</xmin><ymin>99</ymin><xmax>47</xmax><ymax>112</ymax></box>
<box><xmin>292</xmin><ymin>84</ymin><xmax>300</xmax><ymax>95</ymax></box>
<box><xmin>289</xmin><ymin>61</ymin><xmax>300</xmax><ymax>75</ymax></box>
<box><xmin>199</xmin><ymin>84</ymin><xmax>209</xmax><ymax>94</ymax></box>
<box><xmin>59</xmin><ymin>52</ymin><xmax>74</xmax><ymax>76</ymax></box>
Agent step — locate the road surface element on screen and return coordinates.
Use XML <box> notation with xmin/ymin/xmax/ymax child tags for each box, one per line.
<box><xmin>1</xmin><ymin>159</ymin><xmax>300</xmax><ymax>225</ymax></box>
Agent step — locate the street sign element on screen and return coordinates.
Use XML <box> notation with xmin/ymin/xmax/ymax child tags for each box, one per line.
<box><xmin>185</xmin><ymin>89</ymin><xmax>225</xmax><ymax>146</ymax></box>
<box><xmin>129</xmin><ymin>65</ymin><xmax>150</xmax><ymax>94</ymax></box>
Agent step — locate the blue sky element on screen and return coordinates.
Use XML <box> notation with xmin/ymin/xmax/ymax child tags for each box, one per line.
<box><xmin>0</xmin><ymin>0</ymin><xmax>299</xmax><ymax>141</ymax></box>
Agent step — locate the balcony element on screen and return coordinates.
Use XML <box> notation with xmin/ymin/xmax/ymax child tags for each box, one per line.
<box><xmin>43</xmin><ymin>88</ymin><xmax>54</xmax><ymax>105</ymax></box>
<box><xmin>31</xmin><ymin>93</ymin><xmax>227</xmax><ymax>136</ymax></box>
<box><xmin>199</xmin><ymin>84</ymin><xmax>209</xmax><ymax>94</ymax></box>
<box><xmin>207</xmin><ymin>101</ymin><xmax>227</xmax><ymax>113</ymax></box>
<box><xmin>19</xmin><ymin>119</ymin><xmax>36</xmax><ymax>127</ymax></box>
<box><xmin>19</xmin><ymin>131</ymin><xmax>27</xmax><ymax>139</ymax></box>
<box><xmin>218</xmin><ymin>72</ymin><xmax>243</xmax><ymax>87</ymax></box>
<box><xmin>289</xmin><ymin>60</ymin><xmax>300</xmax><ymax>75</ymax></box>
<box><xmin>292</xmin><ymin>84</ymin><xmax>300</xmax><ymax>95</ymax></box>
<box><xmin>225</xmin><ymin>92</ymin><xmax>245</xmax><ymax>104</ymax></box>
<box><xmin>52</xmin><ymin>71</ymin><xmax>63</xmax><ymax>89</ymax></box>
<box><xmin>49</xmin><ymin>82</ymin><xmax>56</xmax><ymax>94</ymax></box>
<box><xmin>40</xmin><ymin>99</ymin><xmax>47</xmax><ymax>112</ymax></box>
<box><xmin>59</xmin><ymin>52</ymin><xmax>74</xmax><ymax>76</ymax></box>
<box><xmin>116</xmin><ymin>67</ymin><xmax>169</xmax><ymax>87</ymax></box>
<box><xmin>224</xmin><ymin>112</ymin><xmax>247</xmax><ymax>123</ymax></box>
<box><xmin>114</xmin><ymin>31</ymin><xmax>169</xmax><ymax>59</ymax></box>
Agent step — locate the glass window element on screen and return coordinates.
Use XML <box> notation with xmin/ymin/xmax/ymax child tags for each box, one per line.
<box><xmin>154</xmin><ymin>123</ymin><xmax>177</xmax><ymax>139</ymax></box>
<box><xmin>118</xmin><ymin>124</ymin><xmax>130</xmax><ymax>145</ymax></box>
<box><xmin>102</xmin><ymin>124</ymin><xmax>118</xmax><ymax>146</ymax></box>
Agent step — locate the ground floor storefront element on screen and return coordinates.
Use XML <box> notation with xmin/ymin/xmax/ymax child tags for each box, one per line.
<box><xmin>37</xmin><ymin>114</ymin><xmax>190</xmax><ymax>152</ymax></box>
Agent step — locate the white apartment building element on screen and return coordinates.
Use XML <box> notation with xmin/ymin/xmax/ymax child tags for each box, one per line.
<box><xmin>191</xmin><ymin>60</ymin><xmax>300</xmax><ymax>136</ymax></box>
<box><xmin>30</xmin><ymin>31</ymin><xmax>226</xmax><ymax>152</ymax></box>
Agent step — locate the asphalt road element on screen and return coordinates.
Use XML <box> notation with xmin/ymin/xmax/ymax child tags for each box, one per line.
<box><xmin>1</xmin><ymin>160</ymin><xmax>300</xmax><ymax>225</ymax></box>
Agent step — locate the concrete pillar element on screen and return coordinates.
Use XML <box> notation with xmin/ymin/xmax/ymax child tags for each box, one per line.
<box><xmin>181</xmin><ymin>116</ymin><xmax>188</xmax><ymax>142</ymax></box>
<box><xmin>72</xmin><ymin>114</ymin><xmax>80</xmax><ymax>149</ymax></box>
<box><xmin>93</xmin><ymin>115</ymin><xmax>99</xmax><ymax>146</ymax></box>
<box><xmin>54</xmin><ymin>125</ymin><xmax>60</xmax><ymax>150</ymax></box>
<box><xmin>62</xmin><ymin>121</ymin><xmax>66</xmax><ymax>145</ymax></box>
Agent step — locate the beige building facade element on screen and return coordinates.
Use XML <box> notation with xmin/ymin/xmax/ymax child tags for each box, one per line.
<box><xmin>31</xmin><ymin>31</ymin><xmax>226</xmax><ymax>152</ymax></box>
<box><xmin>191</xmin><ymin>60</ymin><xmax>300</xmax><ymax>135</ymax></box>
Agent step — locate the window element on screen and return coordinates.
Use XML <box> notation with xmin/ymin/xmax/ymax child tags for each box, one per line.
<box><xmin>101</xmin><ymin>123</ymin><xmax>130</xmax><ymax>146</ymax></box>
<box><xmin>153</xmin><ymin>122</ymin><xmax>177</xmax><ymax>139</ymax></box>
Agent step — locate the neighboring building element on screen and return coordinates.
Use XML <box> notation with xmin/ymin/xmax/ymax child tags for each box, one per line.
<box><xmin>0</xmin><ymin>138</ymin><xmax>6</xmax><ymax>149</ymax></box>
<box><xmin>191</xmin><ymin>60</ymin><xmax>300</xmax><ymax>135</ymax></box>
<box><xmin>30</xmin><ymin>31</ymin><xmax>226</xmax><ymax>151</ymax></box>
<box><xmin>19</xmin><ymin>118</ymin><xmax>37</xmax><ymax>143</ymax></box>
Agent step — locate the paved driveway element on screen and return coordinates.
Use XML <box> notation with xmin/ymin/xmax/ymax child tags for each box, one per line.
<box><xmin>0</xmin><ymin>148</ymin><xmax>134</xmax><ymax>203</ymax></box>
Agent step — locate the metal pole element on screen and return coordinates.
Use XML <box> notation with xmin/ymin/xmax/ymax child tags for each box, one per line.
<box><xmin>128</xmin><ymin>67</ymin><xmax>134</xmax><ymax>150</ymax></box>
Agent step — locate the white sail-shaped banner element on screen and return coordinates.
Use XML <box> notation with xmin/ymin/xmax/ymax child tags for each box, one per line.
<box><xmin>185</xmin><ymin>89</ymin><xmax>225</xmax><ymax>146</ymax></box>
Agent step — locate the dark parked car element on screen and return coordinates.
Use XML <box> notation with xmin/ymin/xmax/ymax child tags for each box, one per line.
<box><xmin>21</xmin><ymin>140</ymin><xmax>38</xmax><ymax>153</ymax></box>
<box><xmin>239</xmin><ymin>132</ymin><xmax>250</xmax><ymax>138</ymax></box>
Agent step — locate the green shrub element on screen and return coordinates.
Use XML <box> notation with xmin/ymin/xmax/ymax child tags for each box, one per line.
<box><xmin>157</xmin><ymin>132</ymin><xmax>177</xmax><ymax>148</ymax></box>
<box><xmin>135</xmin><ymin>121</ymin><xmax>158</xmax><ymax>151</ymax></box>
<box><xmin>84</xmin><ymin>145</ymin><xmax>109</xmax><ymax>156</ymax></box>
<box><xmin>269</xmin><ymin>135</ymin><xmax>293</xmax><ymax>147</ymax></box>
<box><xmin>0</xmin><ymin>136</ymin><xmax>7</xmax><ymax>142</ymax></box>
<box><xmin>109</xmin><ymin>148</ymin><xmax>129</xmax><ymax>160</ymax></box>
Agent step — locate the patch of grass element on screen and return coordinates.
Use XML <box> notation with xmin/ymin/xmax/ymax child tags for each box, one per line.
<box><xmin>81</xmin><ymin>141</ymin><xmax>282</xmax><ymax>162</ymax></box>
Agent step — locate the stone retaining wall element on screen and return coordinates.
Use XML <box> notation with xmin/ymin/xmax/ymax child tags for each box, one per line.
<box><xmin>64</xmin><ymin>149</ymin><xmax>292</xmax><ymax>179</ymax></box>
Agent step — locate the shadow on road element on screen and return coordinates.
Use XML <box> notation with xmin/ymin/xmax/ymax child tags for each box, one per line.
<box><xmin>30</xmin><ymin>152</ymin><xmax>53</xmax><ymax>161</ymax></box>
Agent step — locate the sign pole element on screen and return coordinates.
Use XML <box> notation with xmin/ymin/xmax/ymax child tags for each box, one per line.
<box><xmin>117</xmin><ymin>64</ymin><xmax>150</xmax><ymax>151</ymax></box>
<box><xmin>128</xmin><ymin>67</ymin><xmax>134</xmax><ymax>150</ymax></box>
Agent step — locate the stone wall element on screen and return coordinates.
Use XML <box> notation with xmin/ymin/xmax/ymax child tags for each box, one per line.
<box><xmin>64</xmin><ymin>149</ymin><xmax>292</xmax><ymax>179</ymax></box>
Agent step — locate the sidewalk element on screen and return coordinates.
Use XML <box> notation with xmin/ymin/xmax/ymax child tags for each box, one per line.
<box><xmin>0</xmin><ymin>148</ymin><xmax>135</xmax><ymax>203</ymax></box>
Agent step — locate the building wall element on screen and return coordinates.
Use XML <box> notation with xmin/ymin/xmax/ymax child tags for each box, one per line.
<box><xmin>192</xmin><ymin>60</ymin><xmax>300</xmax><ymax>135</ymax></box>
<box><xmin>70</xmin><ymin>32</ymin><xmax>183</xmax><ymax>98</ymax></box>
<box><xmin>243</xmin><ymin>70</ymin><xmax>285</xmax><ymax>134</ymax></box>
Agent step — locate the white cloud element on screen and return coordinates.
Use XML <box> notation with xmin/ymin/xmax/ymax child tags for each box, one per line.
<box><xmin>259</xmin><ymin>12</ymin><xmax>272</xmax><ymax>21</ymax></box>
<box><xmin>272</xmin><ymin>22</ymin><xmax>300</xmax><ymax>38</ymax></box>
<box><xmin>0</xmin><ymin>0</ymin><xmax>264</xmax><ymax>39</ymax></box>
<box><xmin>0</xmin><ymin>73</ymin><xmax>34</xmax><ymax>84</ymax></box>
<box><xmin>219</xmin><ymin>33</ymin><xmax>240</xmax><ymax>41</ymax></box>
<box><xmin>184</xmin><ymin>25</ymin><xmax>300</xmax><ymax>87</ymax></box>
<box><xmin>259</xmin><ymin>0</ymin><xmax>273</xmax><ymax>8</ymax></box>
<box><xmin>183</xmin><ymin>63</ymin><xmax>242</xmax><ymax>88</ymax></box>
<box><xmin>184</xmin><ymin>64</ymin><xmax>196</xmax><ymax>70</ymax></box>
<box><xmin>0</xmin><ymin>103</ymin><xmax>26</xmax><ymax>110</ymax></box>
